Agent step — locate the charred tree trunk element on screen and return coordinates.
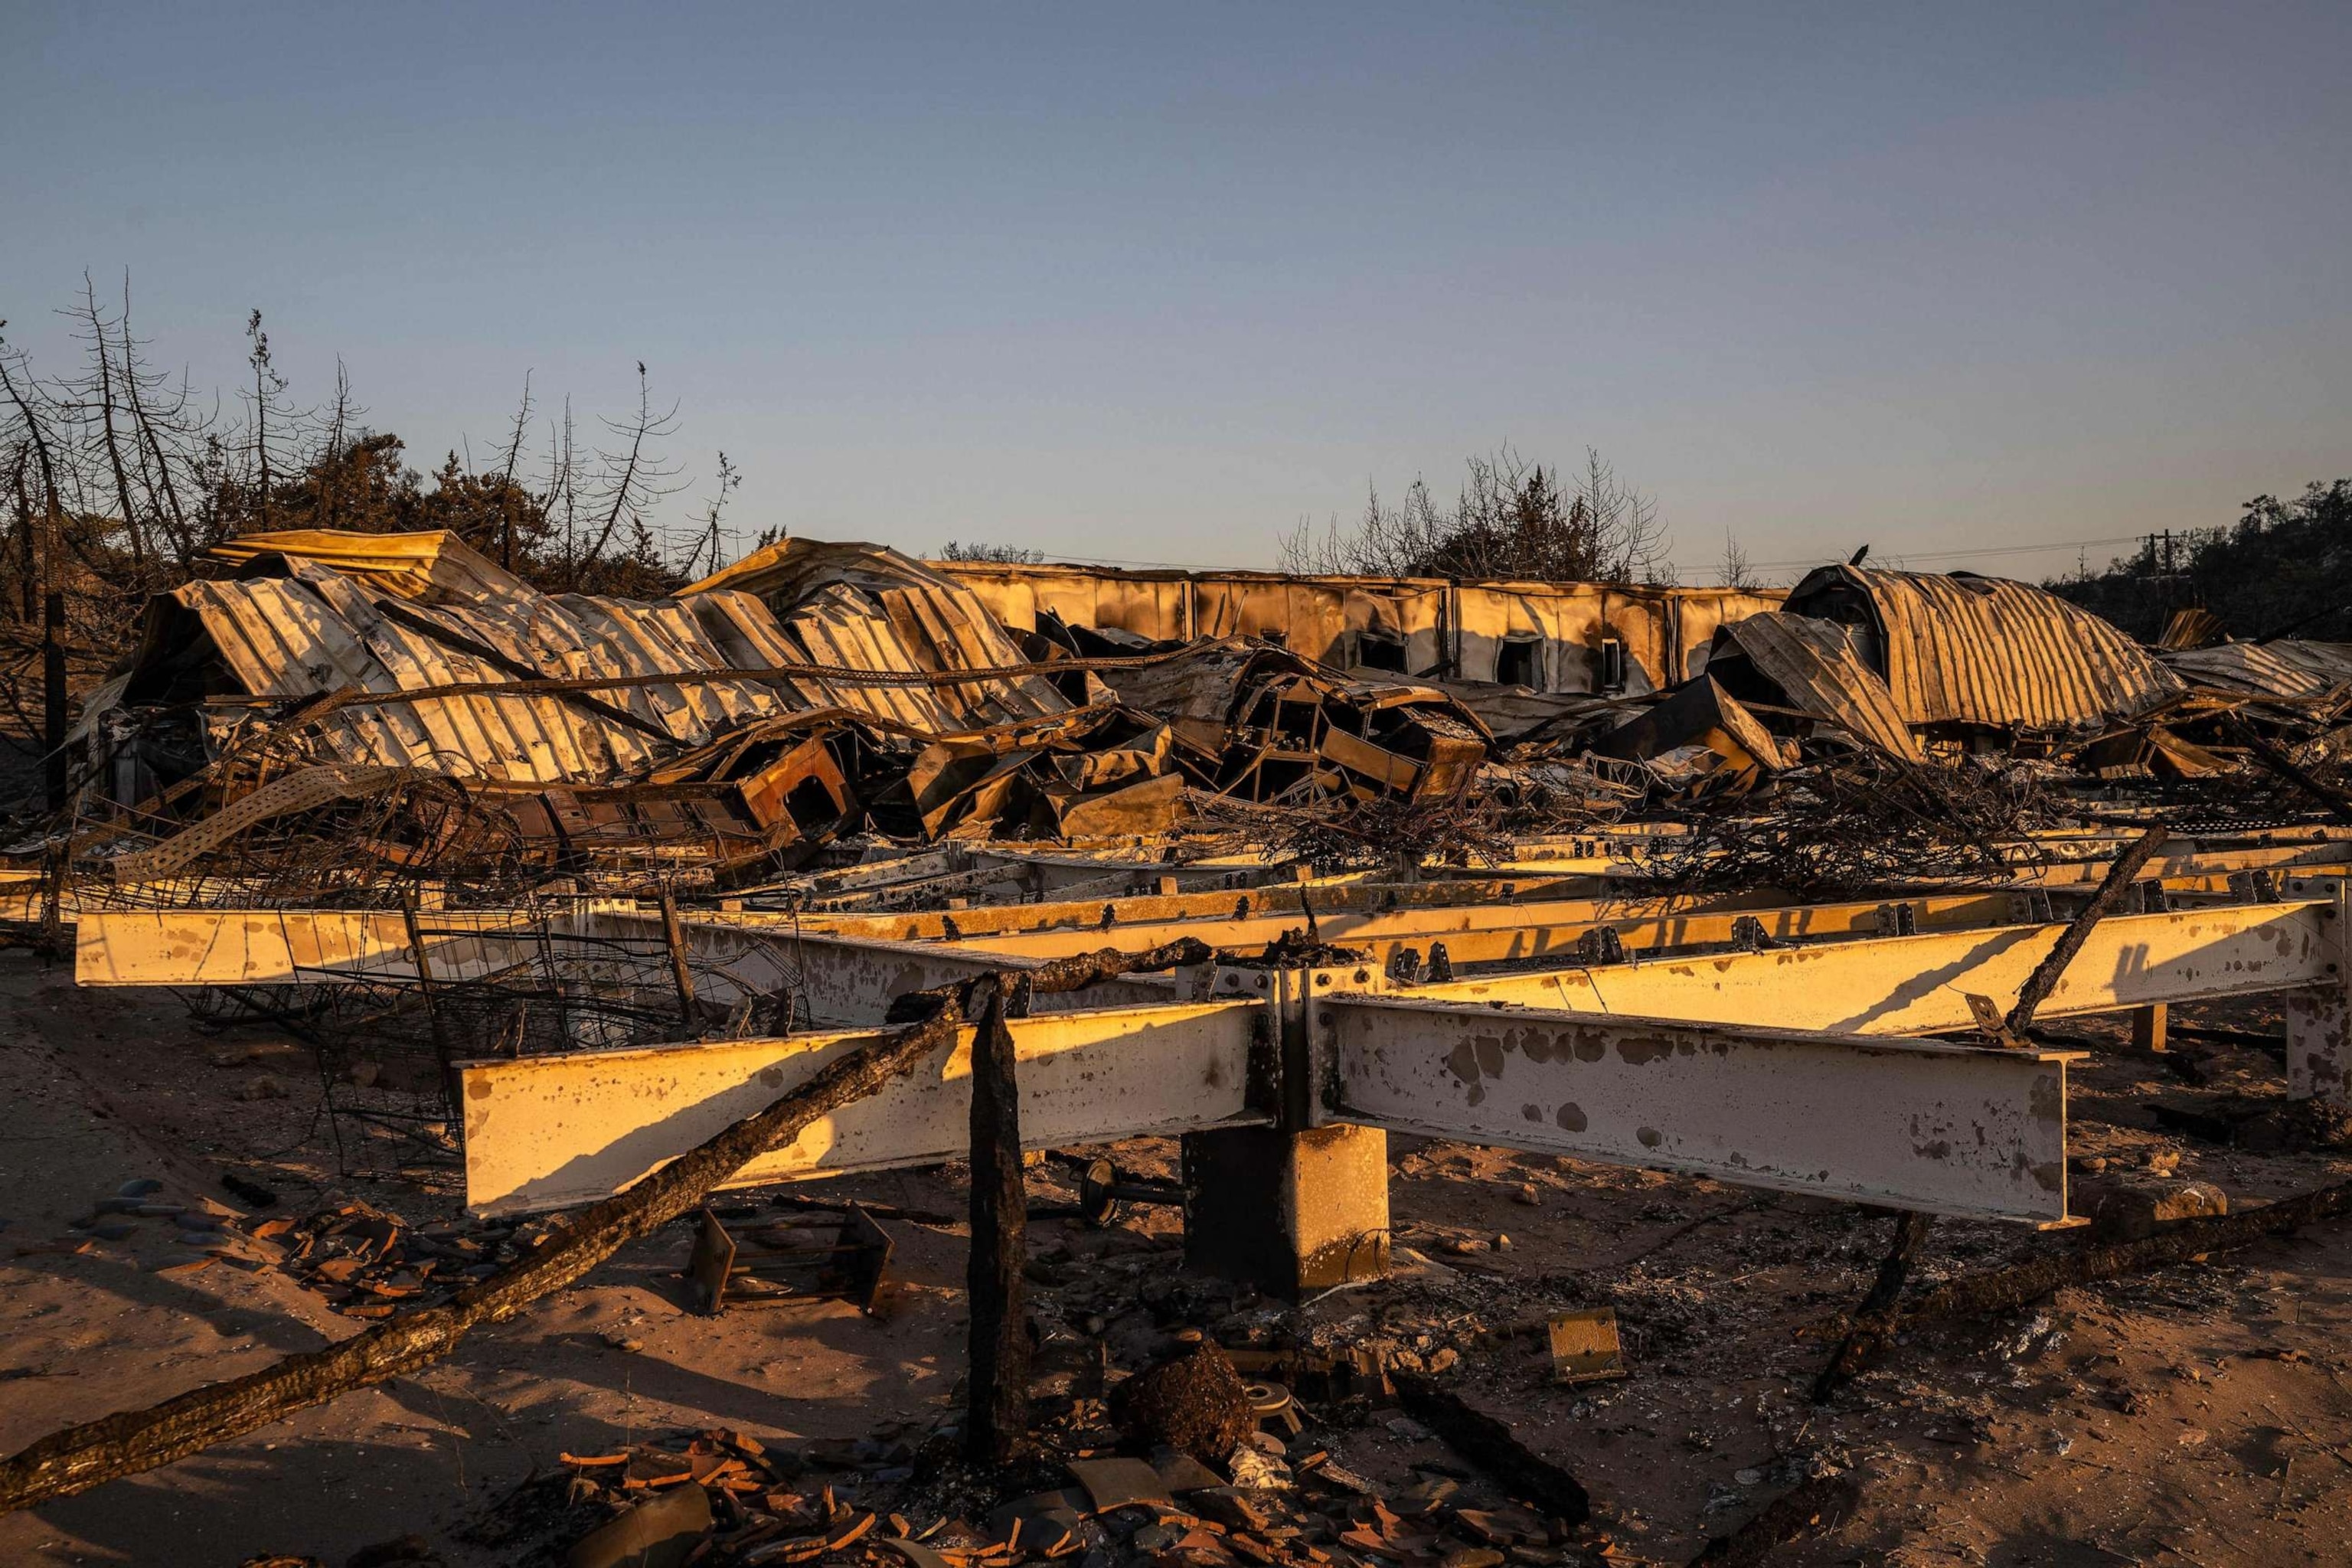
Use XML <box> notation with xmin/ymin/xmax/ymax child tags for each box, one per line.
<box><xmin>43</xmin><ymin>591</ymin><xmax>67</xmax><ymax>812</ymax></box>
<box><xmin>964</xmin><ymin>972</ymin><xmax>1030</xmax><ymax>1465</ymax></box>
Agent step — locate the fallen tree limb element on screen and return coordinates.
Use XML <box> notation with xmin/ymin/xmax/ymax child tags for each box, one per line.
<box><xmin>2004</xmin><ymin>824</ymin><xmax>2165</xmax><ymax>1038</ymax></box>
<box><xmin>1816</xmin><ymin>1177</ymin><xmax>2352</xmax><ymax>1390</ymax></box>
<box><xmin>1687</xmin><ymin>1474</ymin><xmax>1861</xmax><ymax>1566</ymax></box>
<box><xmin>1810</xmin><ymin>1208</ymin><xmax>1936</xmax><ymax>1404</ymax></box>
<box><xmin>0</xmin><ymin>937</ymin><xmax>1210</xmax><ymax>1514</ymax></box>
<box><xmin>1899</xmin><ymin>1177</ymin><xmax>2352</xmax><ymax>1326</ymax></box>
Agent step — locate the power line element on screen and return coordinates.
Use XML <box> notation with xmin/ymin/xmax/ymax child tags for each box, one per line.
<box><xmin>985</xmin><ymin>531</ymin><xmax>2154</xmax><ymax>578</ymax></box>
<box><xmin>1742</xmin><ymin>533</ymin><xmax>2148</xmax><ymax>572</ymax></box>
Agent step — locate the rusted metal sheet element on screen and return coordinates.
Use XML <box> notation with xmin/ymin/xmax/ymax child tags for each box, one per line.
<box><xmin>1102</xmin><ymin>640</ymin><xmax>1491</xmax><ymax>805</ymax></box>
<box><xmin>205</xmin><ymin>528</ymin><xmax>531</xmax><ymax>603</ymax></box>
<box><xmin>1588</xmin><ymin>675</ymin><xmax>1800</xmax><ymax>789</ymax></box>
<box><xmin>459</xmin><ymin>1001</ymin><xmax>1268</xmax><ymax>1215</ymax></box>
<box><xmin>893</xmin><ymin>706</ymin><xmax>1192</xmax><ymax>839</ymax></box>
<box><xmin>1782</xmin><ymin>564</ymin><xmax>2181</xmax><ymax>733</ymax></box>
<box><xmin>1311</xmin><ymin>995</ymin><xmax>2076</xmax><ymax>1223</ymax></box>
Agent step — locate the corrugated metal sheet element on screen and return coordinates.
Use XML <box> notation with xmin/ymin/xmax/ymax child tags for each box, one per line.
<box><xmin>206</xmin><ymin>529</ymin><xmax>531</xmax><ymax>604</ymax></box>
<box><xmin>1711</xmin><ymin>612</ymin><xmax>1926</xmax><ymax>763</ymax></box>
<box><xmin>686</xmin><ymin>538</ymin><xmax>1075</xmax><ymax>727</ymax></box>
<box><xmin>1782</xmin><ymin>565</ymin><xmax>2180</xmax><ymax>732</ymax></box>
<box><xmin>106</xmin><ymin>530</ymin><xmax>1083</xmax><ymax>788</ymax></box>
<box><xmin>2161</xmin><ymin>640</ymin><xmax>2352</xmax><ymax>699</ymax></box>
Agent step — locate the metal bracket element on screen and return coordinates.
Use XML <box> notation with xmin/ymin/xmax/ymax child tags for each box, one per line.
<box><xmin>1575</xmin><ymin>926</ymin><xmax>1625</xmax><ymax>965</ymax></box>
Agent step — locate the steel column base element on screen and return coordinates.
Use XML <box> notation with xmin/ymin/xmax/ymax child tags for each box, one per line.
<box><xmin>1181</xmin><ymin>1125</ymin><xmax>1391</xmax><ymax>1298</ymax></box>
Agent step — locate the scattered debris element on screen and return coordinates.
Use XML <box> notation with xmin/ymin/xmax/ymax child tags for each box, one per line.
<box><xmin>1544</xmin><ymin>1309</ymin><xmax>1627</xmax><ymax>1387</ymax></box>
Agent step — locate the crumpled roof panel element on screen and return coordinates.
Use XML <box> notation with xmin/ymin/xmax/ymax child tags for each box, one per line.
<box><xmin>106</xmin><ymin>531</ymin><xmax>1091</xmax><ymax>786</ymax></box>
<box><xmin>2162</xmin><ymin>639</ymin><xmax>2352</xmax><ymax>699</ymax></box>
<box><xmin>1712</xmin><ymin>611</ymin><xmax>1925</xmax><ymax>763</ymax></box>
<box><xmin>688</xmin><ymin>537</ymin><xmax>1073</xmax><ymax>726</ymax></box>
<box><xmin>160</xmin><ymin>569</ymin><xmax>656</xmax><ymax>782</ymax></box>
<box><xmin>1783</xmin><ymin>564</ymin><xmax>2180</xmax><ymax>732</ymax></box>
<box><xmin>207</xmin><ymin>528</ymin><xmax>532</xmax><ymax>605</ymax></box>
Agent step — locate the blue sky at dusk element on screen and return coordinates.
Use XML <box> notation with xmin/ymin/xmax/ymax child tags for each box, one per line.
<box><xmin>5</xmin><ymin>2</ymin><xmax>2347</xmax><ymax>581</ymax></box>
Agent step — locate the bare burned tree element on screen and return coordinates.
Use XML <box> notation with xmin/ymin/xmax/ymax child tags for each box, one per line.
<box><xmin>241</xmin><ymin>309</ymin><xmax>303</xmax><ymax>534</ymax></box>
<box><xmin>67</xmin><ymin>276</ymin><xmax>152</xmax><ymax>580</ymax></box>
<box><xmin>936</xmin><ymin>541</ymin><xmax>1046</xmax><ymax>564</ymax></box>
<box><xmin>1279</xmin><ymin>444</ymin><xmax>1673</xmax><ymax>583</ymax></box>
<box><xmin>1717</xmin><ymin>529</ymin><xmax>1756</xmax><ymax>590</ymax></box>
<box><xmin>491</xmin><ymin>372</ymin><xmax>534</xmax><ymax>570</ymax></box>
<box><xmin>681</xmin><ymin>450</ymin><xmax>742</xmax><ymax>581</ymax></box>
<box><xmin>0</xmin><ymin>279</ymin><xmax>746</xmax><ymax>791</ymax></box>
<box><xmin>573</xmin><ymin>363</ymin><xmax>685</xmax><ymax>593</ymax></box>
<box><xmin>114</xmin><ymin>276</ymin><xmax>207</xmax><ymax>570</ymax></box>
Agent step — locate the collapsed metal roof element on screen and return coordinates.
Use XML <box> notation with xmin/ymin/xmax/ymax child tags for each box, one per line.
<box><xmin>1783</xmin><ymin>564</ymin><xmax>2182</xmax><ymax>733</ymax></box>
<box><xmin>103</xmin><ymin>530</ymin><xmax>1080</xmax><ymax>787</ymax></box>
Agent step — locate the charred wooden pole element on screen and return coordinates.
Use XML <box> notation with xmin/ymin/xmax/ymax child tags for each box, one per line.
<box><xmin>37</xmin><ymin>838</ymin><xmax>67</xmax><ymax>962</ymax></box>
<box><xmin>658</xmin><ymin>887</ymin><xmax>699</xmax><ymax>1028</ymax></box>
<box><xmin>41</xmin><ymin>590</ymin><xmax>66</xmax><ymax>813</ymax></box>
<box><xmin>2003</xmin><ymin>825</ymin><xmax>2167</xmax><ymax>1039</ymax></box>
<box><xmin>1810</xmin><ymin>1207</ymin><xmax>1936</xmax><ymax>1403</ymax></box>
<box><xmin>965</xmin><ymin>972</ymin><xmax>1030</xmax><ymax>1465</ymax></box>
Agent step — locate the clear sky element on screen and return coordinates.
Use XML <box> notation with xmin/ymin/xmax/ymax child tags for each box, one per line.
<box><xmin>5</xmin><ymin>2</ymin><xmax>2347</xmax><ymax>583</ymax></box>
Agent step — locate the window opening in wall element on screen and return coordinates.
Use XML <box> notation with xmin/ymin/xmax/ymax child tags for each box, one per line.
<box><xmin>1355</xmin><ymin>629</ymin><xmax>1408</xmax><ymax>672</ymax></box>
<box><xmin>1495</xmin><ymin>634</ymin><xmax>1544</xmax><ymax>689</ymax></box>
<box><xmin>1598</xmin><ymin>636</ymin><xmax>1627</xmax><ymax>693</ymax></box>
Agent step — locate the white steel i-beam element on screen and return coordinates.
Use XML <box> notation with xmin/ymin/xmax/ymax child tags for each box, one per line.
<box><xmin>460</xmin><ymin>985</ymin><xmax>2082</xmax><ymax>1224</ymax></box>
<box><xmin>459</xmin><ymin>1000</ymin><xmax>1268</xmax><ymax>1216</ymax></box>
<box><xmin>2283</xmin><ymin>882</ymin><xmax>2352</xmax><ymax>1102</ymax></box>
<box><xmin>74</xmin><ymin>907</ymin><xmax>548</xmax><ymax>987</ymax></box>
<box><xmin>1311</xmin><ymin>994</ymin><xmax>2076</xmax><ymax>1224</ymax></box>
<box><xmin>1388</xmin><ymin>901</ymin><xmax>2341</xmax><ymax>1036</ymax></box>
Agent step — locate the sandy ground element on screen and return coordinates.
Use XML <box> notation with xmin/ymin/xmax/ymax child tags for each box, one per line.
<box><xmin>1</xmin><ymin>950</ymin><xmax>2350</xmax><ymax>1566</ymax></box>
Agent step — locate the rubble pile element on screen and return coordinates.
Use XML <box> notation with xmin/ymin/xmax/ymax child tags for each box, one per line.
<box><xmin>531</xmin><ymin>1342</ymin><xmax>1618</xmax><ymax>1568</ymax></box>
<box><xmin>28</xmin><ymin>528</ymin><xmax>2349</xmax><ymax>903</ymax></box>
<box><xmin>248</xmin><ymin>1200</ymin><xmax>514</xmax><ymax>1318</ymax></box>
